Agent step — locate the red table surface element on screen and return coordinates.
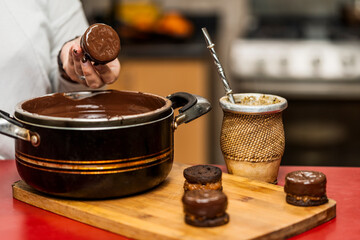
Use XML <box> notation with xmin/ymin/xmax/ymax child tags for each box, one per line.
<box><xmin>1</xmin><ymin>160</ymin><xmax>359</xmax><ymax>240</ymax></box>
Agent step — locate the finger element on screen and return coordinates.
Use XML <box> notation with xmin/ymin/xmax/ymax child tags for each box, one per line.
<box><xmin>64</xmin><ymin>46</ymin><xmax>78</xmax><ymax>81</ymax></box>
<box><xmin>94</xmin><ymin>65</ymin><xmax>116</xmax><ymax>84</ymax></box>
<box><xmin>80</xmin><ymin>59</ymin><xmax>105</xmax><ymax>88</ymax></box>
<box><xmin>95</xmin><ymin>58</ymin><xmax>121</xmax><ymax>84</ymax></box>
<box><xmin>72</xmin><ymin>45</ymin><xmax>84</xmax><ymax>77</ymax></box>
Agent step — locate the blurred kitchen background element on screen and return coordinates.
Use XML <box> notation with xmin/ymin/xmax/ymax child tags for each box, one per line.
<box><xmin>81</xmin><ymin>0</ymin><xmax>360</xmax><ymax>167</ymax></box>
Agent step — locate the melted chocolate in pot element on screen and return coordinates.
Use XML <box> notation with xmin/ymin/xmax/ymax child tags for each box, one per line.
<box><xmin>21</xmin><ymin>91</ymin><xmax>166</xmax><ymax>119</ymax></box>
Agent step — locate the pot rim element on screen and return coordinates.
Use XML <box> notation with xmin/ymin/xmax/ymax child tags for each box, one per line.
<box><xmin>219</xmin><ymin>93</ymin><xmax>288</xmax><ymax>114</ymax></box>
<box><xmin>14</xmin><ymin>90</ymin><xmax>173</xmax><ymax>128</ymax></box>
<box><xmin>14</xmin><ymin>109</ymin><xmax>174</xmax><ymax>130</ymax></box>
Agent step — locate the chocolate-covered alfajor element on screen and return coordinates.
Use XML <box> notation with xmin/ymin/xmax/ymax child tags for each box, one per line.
<box><xmin>80</xmin><ymin>23</ymin><xmax>120</xmax><ymax>64</ymax></box>
<box><xmin>284</xmin><ymin>170</ymin><xmax>328</xmax><ymax>206</ymax></box>
<box><xmin>183</xmin><ymin>165</ymin><xmax>223</xmax><ymax>192</ymax></box>
<box><xmin>182</xmin><ymin>189</ymin><xmax>229</xmax><ymax>227</ymax></box>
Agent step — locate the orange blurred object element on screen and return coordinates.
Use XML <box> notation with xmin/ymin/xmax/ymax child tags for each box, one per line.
<box><xmin>154</xmin><ymin>12</ymin><xmax>194</xmax><ymax>38</ymax></box>
<box><xmin>117</xmin><ymin>2</ymin><xmax>194</xmax><ymax>40</ymax></box>
<box><xmin>117</xmin><ymin>2</ymin><xmax>160</xmax><ymax>32</ymax></box>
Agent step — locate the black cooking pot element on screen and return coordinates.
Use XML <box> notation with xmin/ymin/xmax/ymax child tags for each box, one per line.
<box><xmin>0</xmin><ymin>90</ymin><xmax>211</xmax><ymax>199</ymax></box>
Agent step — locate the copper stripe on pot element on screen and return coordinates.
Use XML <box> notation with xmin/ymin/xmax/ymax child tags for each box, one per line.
<box><xmin>15</xmin><ymin>147</ymin><xmax>171</xmax><ymax>164</ymax></box>
<box><xmin>15</xmin><ymin>149</ymin><xmax>172</xmax><ymax>174</ymax></box>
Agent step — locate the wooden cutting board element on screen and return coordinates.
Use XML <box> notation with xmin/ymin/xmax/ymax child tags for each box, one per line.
<box><xmin>12</xmin><ymin>162</ymin><xmax>336</xmax><ymax>240</ymax></box>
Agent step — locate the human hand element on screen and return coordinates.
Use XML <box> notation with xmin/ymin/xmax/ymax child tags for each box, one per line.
<box><xmin>60</xmin><ymin>37</ymin><xmax>120</xmax><ymax>88</ymax></box>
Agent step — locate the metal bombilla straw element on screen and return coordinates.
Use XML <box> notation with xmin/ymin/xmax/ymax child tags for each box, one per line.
<box><xmin>201</xmin><ymin>27</ymin><xmax>236</xmax><ymax>104</ymax></box>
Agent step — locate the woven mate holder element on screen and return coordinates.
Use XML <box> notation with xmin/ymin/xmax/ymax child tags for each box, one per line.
<box><xmin>219</xmin><ymin>93</ymin><xmax>287</xmax><ymax>184</ymax></box>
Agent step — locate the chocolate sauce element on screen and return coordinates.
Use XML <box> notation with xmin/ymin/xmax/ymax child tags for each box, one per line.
<box><xmin>21</xmin><ymin>91</ymin><xmax>166</xmax><ymax>119</ymax></box>
<box><xmin>182</xmin><ymin>189</ymin><xmax>228</xmax><ymax>218</ymax></box>
<box><xmin>284</xmin><ymin>170</ymin><xmax>327</xmax><ymax>196</ymax></box>
<box><xmin>80</xmin><ymin>23</ymin><xmax>120</xmax><ymax>64</ymax></box>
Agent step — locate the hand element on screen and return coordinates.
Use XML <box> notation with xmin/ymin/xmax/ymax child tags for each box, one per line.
<box><xmin>60</xmin><ymin>37</ymin><xmax>121</xmax><ymax>88</ymax></box>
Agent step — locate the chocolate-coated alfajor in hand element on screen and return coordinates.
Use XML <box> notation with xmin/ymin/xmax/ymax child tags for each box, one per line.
<box><xmin>80</xmin><ymin>23</ymin><xmax>121</xmax><ymax>64</ymax></box>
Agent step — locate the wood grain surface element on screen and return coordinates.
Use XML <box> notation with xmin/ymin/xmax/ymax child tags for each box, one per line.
<box><xmin>12</xmin><ymin>162</ymin><xmax>336</xmax><ymax>240</ymax></box>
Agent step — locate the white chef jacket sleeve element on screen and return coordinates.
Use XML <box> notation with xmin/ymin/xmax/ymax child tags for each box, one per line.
<box><xmin>46</xmin><ymin>0</ymin><xmax>91</xmax><ymax>92</ymax></box>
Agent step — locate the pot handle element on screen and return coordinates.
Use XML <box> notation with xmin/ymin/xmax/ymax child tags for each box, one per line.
<box><xmin>0</xmin><ymin>110</ymin><xmax>40</xmax><ymax>147</ymax></box>
<box><xmin>167</xmin><ymin>92</ymin><xmax>212</xmax><ymax>129</ymax></box>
